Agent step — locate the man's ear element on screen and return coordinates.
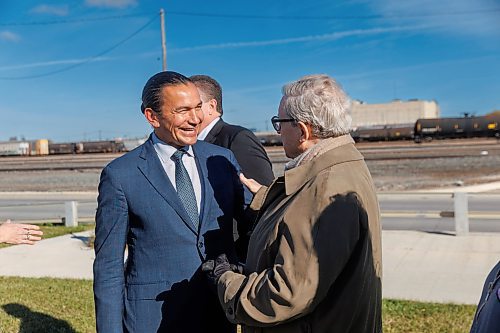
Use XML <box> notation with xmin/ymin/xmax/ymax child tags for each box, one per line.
<box><xmin>297</xmin><ymin>121</ymin><xmax>313</xmax><ymax>142</ymax></box>
<box><xmin>208</xmin><ymin>98</ymin><xmax>218</xmax><ymax>116</ymax></box>
<box><xmin>144</xmin><ymin>108</ymin><xmax>160</xmax><ymax>128</ymax></box>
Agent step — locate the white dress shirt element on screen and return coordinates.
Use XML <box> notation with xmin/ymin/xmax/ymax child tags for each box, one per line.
<box><xmin>151</xmin><ymin>133</ymin><xmax>202</xmax><ymax>214</ymax></box>
<box><xmin>197</xmin><ymin>117</ymin><xmax>221</xmax><ymax>141</ymax></box>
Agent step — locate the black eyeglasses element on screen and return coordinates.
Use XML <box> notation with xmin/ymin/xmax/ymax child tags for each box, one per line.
<box><xmin>271</xmin><ymin>116</ymin><xmax>296</xmax><ymax>132</ymax></box>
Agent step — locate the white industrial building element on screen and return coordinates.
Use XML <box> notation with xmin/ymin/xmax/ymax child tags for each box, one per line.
<box><xmin>350</xmin><ymin>99</ymin><xmax>440</xmax><ymax>127</ymax></box>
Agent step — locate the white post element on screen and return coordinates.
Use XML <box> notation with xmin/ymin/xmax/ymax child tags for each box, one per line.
<box><xmin>65</xmin><ymin>201</ymin><xmax>78</xmax><ymax>227</ymax></box>
<box><xmin>454</xmin><ymin>192</ymin><xmax>469</xmax><ymax>236</ymax></box>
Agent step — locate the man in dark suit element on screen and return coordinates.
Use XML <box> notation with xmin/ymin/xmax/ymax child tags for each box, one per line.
<box><xmin>93</xmin><ymin>71</ymin><xmax>250</xmax><ymax>333</ymax></box>
<box><xmin>190</xmin><ymin>75</ymin><xmax>274</xmax><ymax>186</ymax></box>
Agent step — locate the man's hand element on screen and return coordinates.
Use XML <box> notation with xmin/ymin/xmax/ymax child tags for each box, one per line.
<box><xmin>202</xmin><ymin>254</ymin><xmax>232</xmax><ymax>286</ymax></box>
<box><xmin>239</xmin><ymin>173</ymin><xmax>262</xmax><ymax>194</ymax></box>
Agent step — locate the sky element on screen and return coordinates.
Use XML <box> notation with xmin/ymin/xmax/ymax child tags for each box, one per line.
<box><xmin>0</xmin><ymin>0</ymin><xmax>499</xmax><ymax>142</ymax></box>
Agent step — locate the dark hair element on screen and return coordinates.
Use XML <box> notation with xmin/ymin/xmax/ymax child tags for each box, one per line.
<box><xmin>141</xmin><ymin>71</ymin><xmax>192</xmax><ymax>114</ymax></box>
<box><xmin>189</xmin><ymin>75</ymin><xmax>223</xmax><ymax>115</ymax></box>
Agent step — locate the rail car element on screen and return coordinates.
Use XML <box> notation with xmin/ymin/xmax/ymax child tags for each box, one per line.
<box><xmin>256</xmin><ymin>124</ymin><xmax>415</xmax><ymax>146</ymax></box>
<box><xmin>414</xmin><ymin>112</ymin><xmax>500</xmax><ymax>143</ymax></box>
<box><xmin>0</xmin><ymin>139</ymin><xmax>49</xmax><ymax>156</ymax></box>
<box><xmin>256</xmin><ymin>111</ymin><xmax>499</xmax><ymax>145</ymax></box>
<box><xmin>48</xmin><ymin>140</ymin><xmax>125</xmax><ymax>155</ymax></box>
<box><xmin>351</xmin><ymin>124</ymin><xmax>414</xmax><ymax>142</ymax></box>
<box><xmin>255</xmin><ymin>132</ymin><xmax>283</xmax><ymax>146</ymax></box>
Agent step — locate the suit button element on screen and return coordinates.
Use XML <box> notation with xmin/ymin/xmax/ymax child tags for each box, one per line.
<box><xmin>198</xmin><ymin>241</ymin><xmax>204</xmax><ymax>248</ymax></box>
<box><xmin>227</xmin><ymin>307</ymin><xmax>233</xmax><ymax>315</ymax></box>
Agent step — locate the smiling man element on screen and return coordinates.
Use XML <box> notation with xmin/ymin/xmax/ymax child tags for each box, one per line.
<box><xmin>93</xmin><ymin>71</ymin><xmax>251</xmax><ymax>333</ymax></box>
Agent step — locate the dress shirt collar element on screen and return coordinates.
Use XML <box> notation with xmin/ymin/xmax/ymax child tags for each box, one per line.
<box><xmin>151</xmin><ymin>132</ymin><xmax>194</xmax><ymax>159</ymax></box>
<box><xmin>197</xmin><ymin>117</ymin><xmax>221</xmax><ymax>140</ymax></box>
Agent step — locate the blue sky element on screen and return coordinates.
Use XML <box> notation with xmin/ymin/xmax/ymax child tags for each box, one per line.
<box><xmin>1</xmin><ymin>0</ymin><xmax>499</xmax><ymax>142</ymax></box>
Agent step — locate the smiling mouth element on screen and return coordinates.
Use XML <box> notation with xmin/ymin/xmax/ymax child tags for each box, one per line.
<box><xmin>179</xmin><ymin>127</ymin><xmax>197</xmax><ymax>135</ymax></box>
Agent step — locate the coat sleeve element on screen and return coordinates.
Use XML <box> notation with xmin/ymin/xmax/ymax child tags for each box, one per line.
<box><xmin>93</xmin><ymin>165</ymin><xmax>129</xmax><ymax>333</ymax></box>
<box><xmin>218</xmin><ymin>191</ymin><xmax>362</xmax><ymax>327</ymax></box>
<box><xmin>229</xmin><ymin>130</ymin><xmax>274</xmax><ymax>186</ymax></box>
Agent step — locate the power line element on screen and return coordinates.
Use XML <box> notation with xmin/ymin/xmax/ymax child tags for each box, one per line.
<box><xmin>1</xmin><ymin>8</ymin><xmax>498</xmax><ymax>26</ymax></box>
<box><xmin>156</xmin><ymin>8</ymin><xmax>500</xmax><ymax>21</ymax></box>
<box><xmin>0</xmin><ymin>15</ymin><xmax>158</xmax><ymax>80</ymax></box>
<box><xmin>0</xmin><ymin>13</ymin><xmax>151</xmax><ymax>26</ymax></box>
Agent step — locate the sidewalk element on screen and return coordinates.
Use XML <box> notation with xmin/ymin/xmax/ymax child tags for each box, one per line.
<box><xmin>0</xmin><ymin>231</ymin><xmax>94</xmax><ymax>279</ymax></box>
<box><xmin>0</xmin><ymin>230</ymin><xmax>499</xmax><ymax>304</ymax></box>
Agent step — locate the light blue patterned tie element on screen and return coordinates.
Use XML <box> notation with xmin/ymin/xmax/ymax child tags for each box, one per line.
<box><xmin>172</xmin><ymin>149</ymin><xmax>199</xmax><ymax>230</ymax></box>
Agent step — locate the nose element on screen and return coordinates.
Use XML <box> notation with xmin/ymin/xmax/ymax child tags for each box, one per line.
<box><xmin>188</xmin><ymin>108</ymin><xmax>202</xmax><ymax>125</ymax></box>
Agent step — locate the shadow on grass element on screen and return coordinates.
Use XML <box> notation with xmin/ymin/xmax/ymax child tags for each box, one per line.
<box><xmin>2</xmin><ymin>303</ymin><xmax>77</xmax><ymax>333</ymax></box>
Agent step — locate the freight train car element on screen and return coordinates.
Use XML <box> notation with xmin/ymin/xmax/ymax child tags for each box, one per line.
<box><xmin>78</xmin><ymin>140</ymin><xmax>125</xmax><ymax>153</ymax></box>
<box><xmin>414</xmin><ymin>112</ymin><xmax>500</xmax><ymax>142</ymax></box>
<box><xmin>48</xmin><ymin>140</ymin><xmax>125</xmax><ymax>154</ymax></box>
<box><xmin>0</xmin><ymin>141</ymin><xmax>30</xmax><ymax>156</ymax></box>
<box><xmin>255</xmin><ymin>132</ymin><xmax>283</xmax><ymax>146</ymax></box>
<box><xmin>48</xmin><ymin>142</ymin><xmax>76</xmax><ymax>154</ymax></box>
<box><xmin>351</xmin><ymin>124</ymin><xmax>414</xmax><ymax>142</ymax></box>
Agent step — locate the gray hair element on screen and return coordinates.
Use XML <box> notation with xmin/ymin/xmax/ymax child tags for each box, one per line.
<box><xmin>190</xmin><ymin>75</ymin><xmax>223</xmax><ymax>115</ymax></box>
<box><xmin>281</xmin><ymin>74</ymin><xmax>352</xmax><ymax>138</ymax></box>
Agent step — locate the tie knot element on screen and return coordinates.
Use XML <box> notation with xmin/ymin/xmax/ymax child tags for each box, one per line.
<box><xmin>172</xmin><ymin>149</ymin><xmax>187</xmax><ymax>162</ymax></box>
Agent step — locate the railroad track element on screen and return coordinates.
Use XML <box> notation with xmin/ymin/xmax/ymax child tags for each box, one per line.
<box><xmin>1</xmin><ymin>140</ymin><xmax>499</xmax><ymax>172</ymax></box>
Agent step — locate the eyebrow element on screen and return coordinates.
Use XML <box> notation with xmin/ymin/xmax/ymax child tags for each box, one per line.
<box><xmin>173</xmin><ymin>102</ymin><xmax>202</xmax><ymax>112</ymax></box>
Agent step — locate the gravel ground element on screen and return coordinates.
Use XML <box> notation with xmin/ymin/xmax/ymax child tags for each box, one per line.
<box><xmin>367</xmin><ymin>155</ymin><xmax>500</xmax><ymax>191</ymax></box>
<box><xmin>1</xmin><ymin>146</ymin><xmax>499</xmax><ymax>192</ymax></box>
<box><xmin>0</xmin><ymin>170</ymin><xmax>101</xmax><ymax>192</ymax></box>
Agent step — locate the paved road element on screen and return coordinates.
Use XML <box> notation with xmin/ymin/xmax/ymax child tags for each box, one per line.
<box><xmin>0</xmin><ymin>192</ymin><xmax>97</xmax><ymax>222</ymax></box>
<box><xmin>1</xmin><ymin>191</ymin><xmax>499</xmax><ymax>233</ymax></box>
<box><xmin>383</xmin><ymin>217</ymin><xmax>500</xmax><ymax>233</ymax></box>
<box><xmin>379</xmin><ymin>193</ymin><xmax>500</xmax><ymax>213</ymax></box>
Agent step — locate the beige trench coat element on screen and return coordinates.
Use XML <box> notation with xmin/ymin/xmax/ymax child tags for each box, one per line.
<box><xmin>218</xmin><ymin>140</ymin><xmax>382</xmax><ymax>333</ymax></box>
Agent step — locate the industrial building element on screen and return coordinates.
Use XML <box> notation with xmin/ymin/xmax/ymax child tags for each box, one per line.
<box><xmin>350</xmin><ymin>99</ymin><xmax>440</xmax><ymax>127</ymax></box>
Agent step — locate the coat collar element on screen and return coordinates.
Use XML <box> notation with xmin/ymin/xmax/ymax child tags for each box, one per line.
<box><xmin>284</xmin><ymin>141</ymin><xmax>364</xmax><ymax>195</ymax></box>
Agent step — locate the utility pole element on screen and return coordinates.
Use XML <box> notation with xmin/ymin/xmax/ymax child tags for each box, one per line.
<box><xmin>160</xmin><ymin>8</ymin><xmax>167</xmax><ymax>71</ymax></box>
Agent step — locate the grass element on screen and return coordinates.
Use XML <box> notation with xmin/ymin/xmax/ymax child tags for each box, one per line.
<box><xmin>383</xmin><ymin>299</ymin><xmax>476</xmax><ymax>333</ymax></box>
<box><xmin>0</xmin><ymin>223</ymin><xmax>95</xmax><ymax>249</ymax></box>
<box><xmin>0</xmin><ymin>276</ymin><xmax>477</xmax><ymax>333</ymax></box>
<box><xmin>0</xmin><ymin>277</ymin><xmax>94</xmax><ymax>333</ymax></box>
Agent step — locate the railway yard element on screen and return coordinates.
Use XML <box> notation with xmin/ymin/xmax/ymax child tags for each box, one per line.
<box><xmin>0</xmin><ymin>138</ymin><xmax>499</xmax><ymax>192</ymax></box>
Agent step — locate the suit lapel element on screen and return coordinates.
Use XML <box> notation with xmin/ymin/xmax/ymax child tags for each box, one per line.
<box><xmin>137</xmin><ymin>137</ymin><xmax>198</xmax><ymax>235</ymax></box>
<box><xmin>192</xmin><ymin>143</ymin><xmax>213</xmax><ymax>235</ymax></box>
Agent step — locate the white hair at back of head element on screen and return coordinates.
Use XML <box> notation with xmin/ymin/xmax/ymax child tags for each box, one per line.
<box><xmin>281</xmin><ymin>74</ymin><xmax>352</xmax><ymax>138</ymax></box>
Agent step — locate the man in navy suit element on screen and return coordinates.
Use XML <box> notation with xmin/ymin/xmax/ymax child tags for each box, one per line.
<box><xmin>93</xmin><ymin>71</ymin><xmax>250</xmax><ymax>332</ymax></box>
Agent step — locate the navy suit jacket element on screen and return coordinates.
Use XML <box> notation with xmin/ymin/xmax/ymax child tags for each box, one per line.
<box><xmin>93</xmin><ymin>135</ymin><xmax>250</xmax><ymax>333</ymax></box>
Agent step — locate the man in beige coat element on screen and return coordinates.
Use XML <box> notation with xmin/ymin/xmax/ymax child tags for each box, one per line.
<box><xmin>204</xmin><ymin>74</ymin><xmax>382</xmax><ymax>333</ymax></box>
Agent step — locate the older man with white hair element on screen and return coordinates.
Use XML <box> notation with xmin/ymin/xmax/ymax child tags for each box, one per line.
<box><xmin>203</xmin><ymin>74</ymin><xmax>382</xmax><ymax>333</ymax></box>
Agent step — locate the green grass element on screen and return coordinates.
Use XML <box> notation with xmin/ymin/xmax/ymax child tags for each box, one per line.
<box><xmin>0</xmin><ymin>276</ymin><xmax>477</xmax><ymax>333</ymax></box>
<box><xmin>383</xmin><ymin>299</ymin><xmax>476</xmax><ymax>333</ymax></box>
<box><xmin>0</xmin><ymin>223</ymin><xmax>95</xmax><ymax>249</ymax></box>
<box><xmin>0</xmin><ymin>277</ymin><xmax>94</xmax><ymax>333</ymax></box>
